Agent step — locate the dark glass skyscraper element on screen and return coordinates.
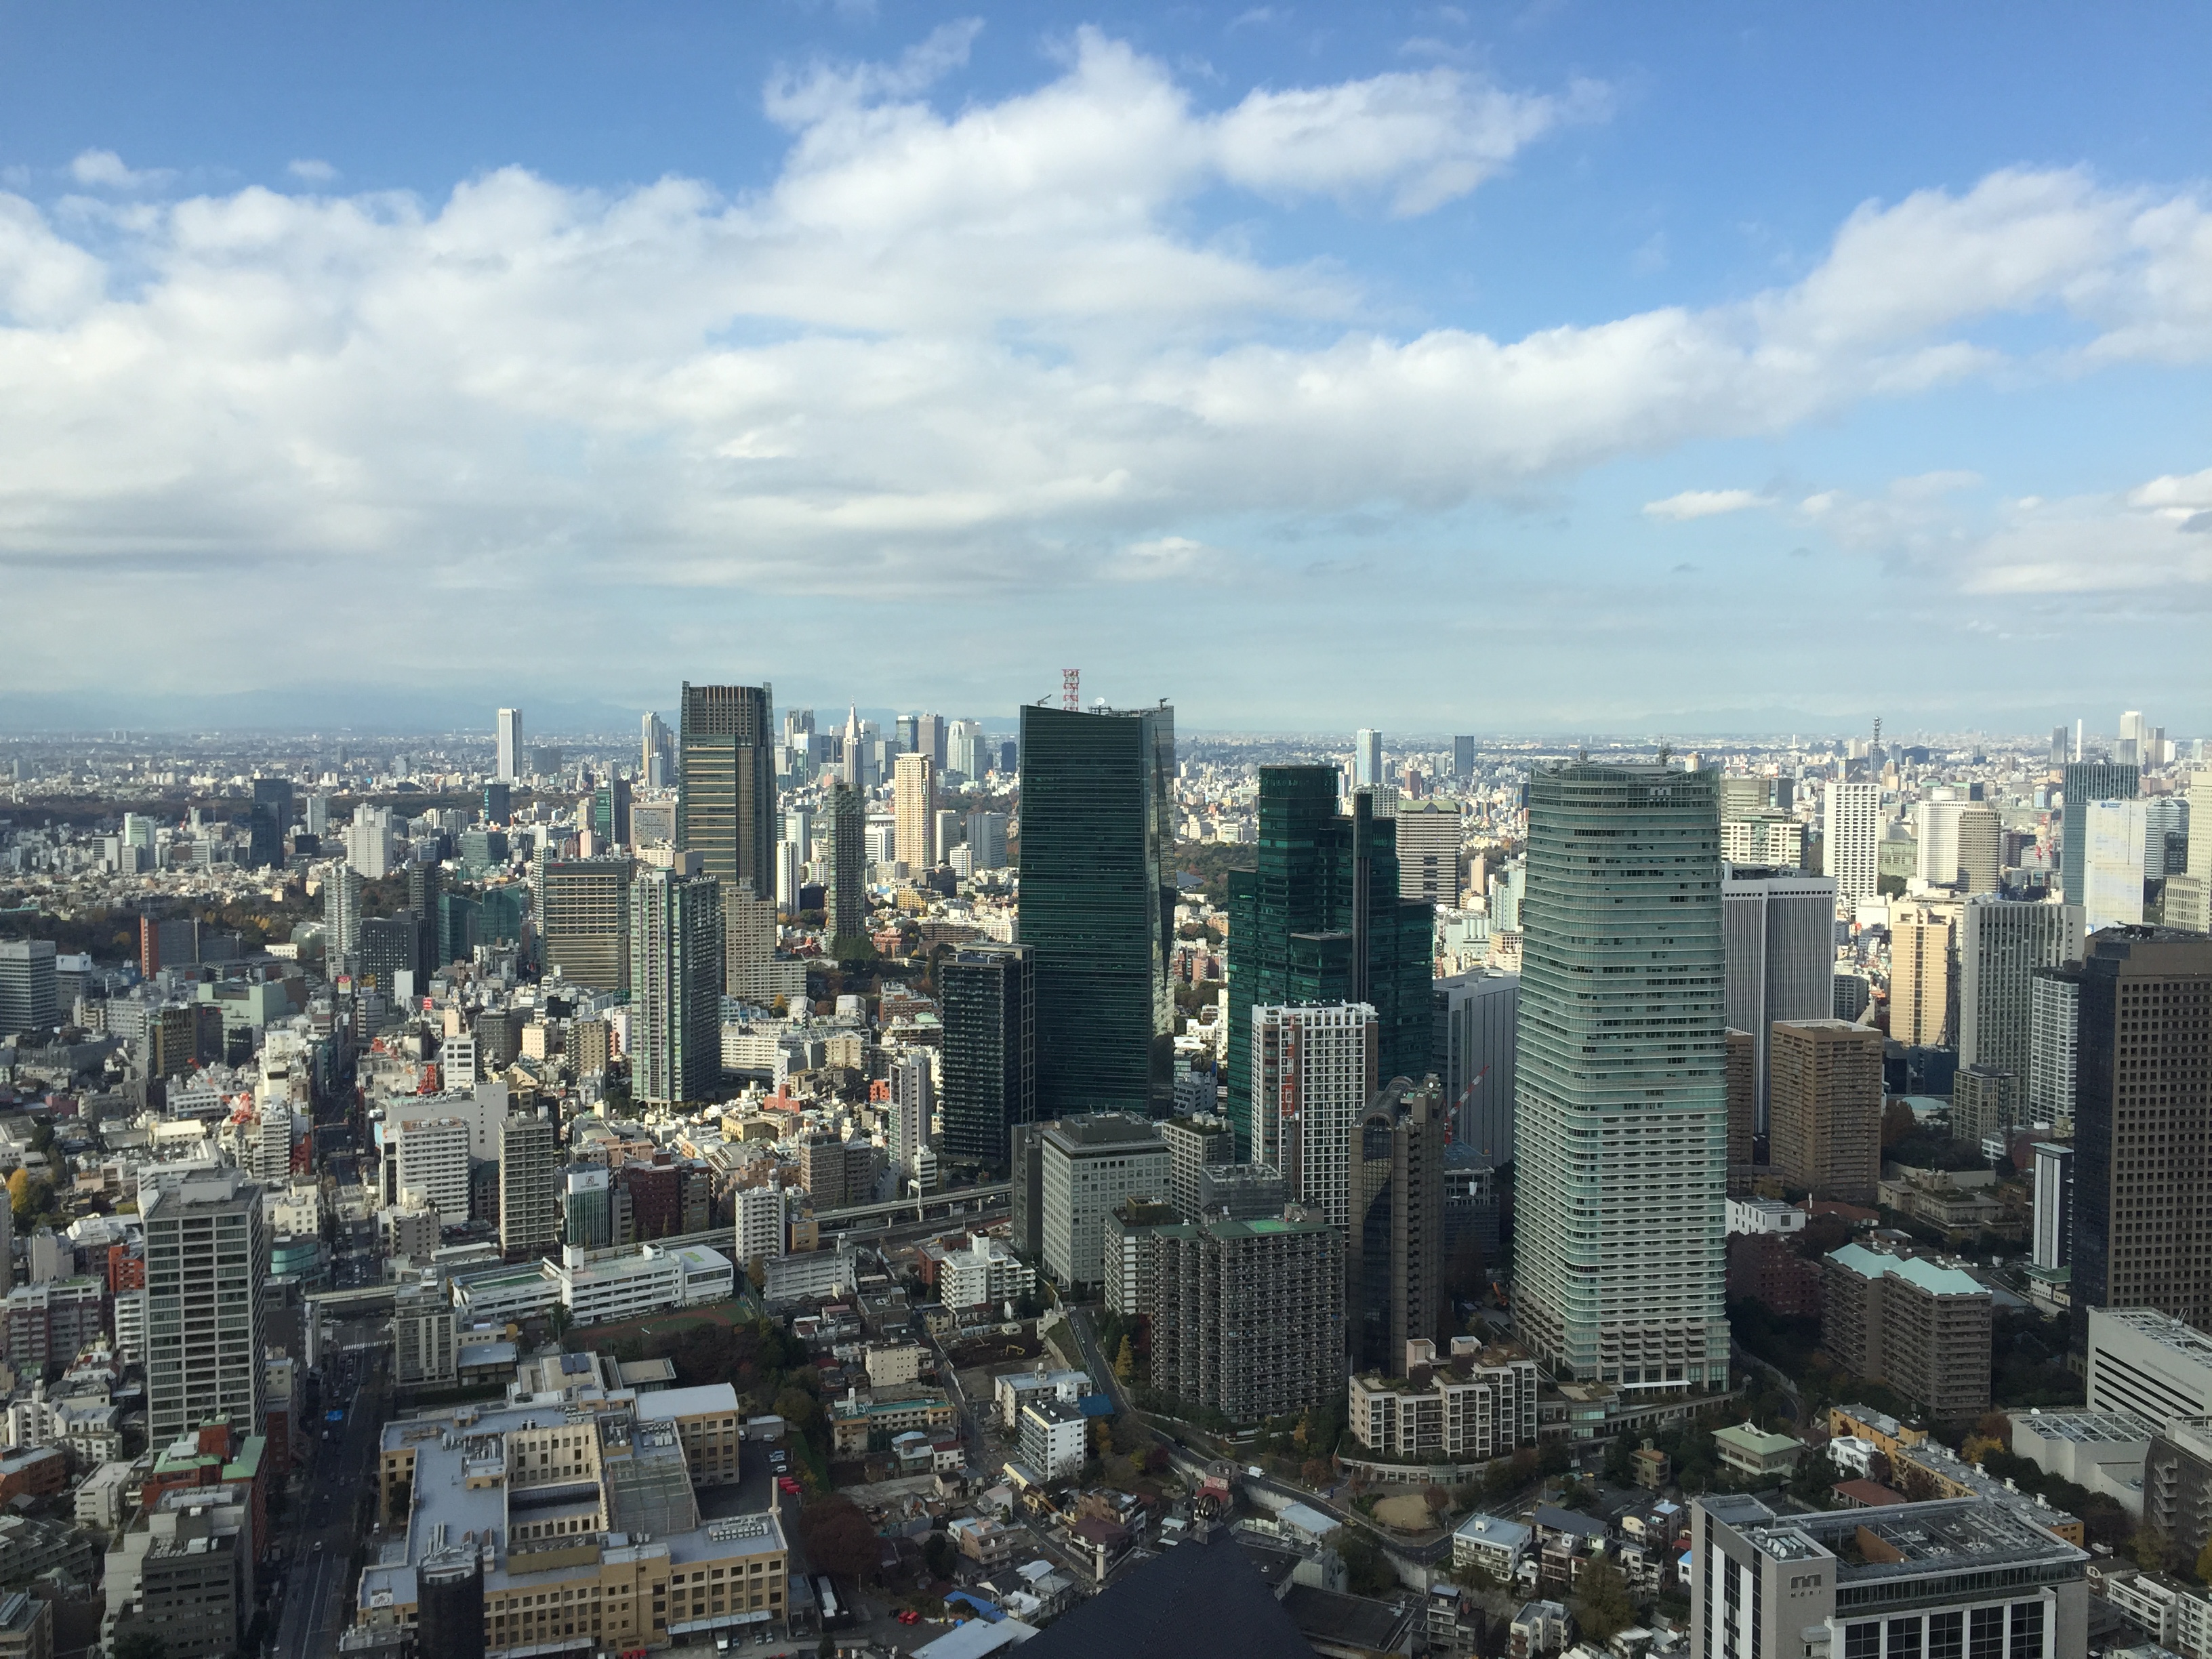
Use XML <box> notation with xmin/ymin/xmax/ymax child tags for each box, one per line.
<box><xmin>248</xmin><ymin>777</ymin><xmax>292</xmax><ymax>869</ymax></box>
<box><xmin>1224</xmin><ymin>769</ymin><xmax>1435</xmax><ymax>1155</ymax></box>
<box><xmin>2062</xmin><ymin>760</ymin><xmax>2139</xmax><ymax>903</ymax></box>
<box><xmin>823</xmin><ymin>780</ymin><xmax>867</xmax><ymax>953</ymax></box>
<box><xmin>592</xmin><ymin>776</ymin><xmax>632</xmax><ymax>846</ymax></box>
<box><xmin>940</xmin><ymin>943</ymin><xmax>1036</xmax><ymax>1170</ymax></box>
<box><xmin>678</xmin><ymin>682</ymin><xmax>777</xmax><ymax>900</ymax></box>
<box><xmin>1017</xmin><ymin>701</ymin><xmax>1176</xmax><ymax>1119</ymax></box>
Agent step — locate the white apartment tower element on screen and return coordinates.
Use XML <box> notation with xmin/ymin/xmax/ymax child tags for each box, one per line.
<box><xmin>1958</xmin><ymin>897</ymin><xmax>2085</xmax><ymax>1084</ymax></box>
<box><xmin>388</xmin><ymin>1115</ymin><xmax>474</xmax><ymax>1226</ymax></box>
<box><xmin>1823</xmin><ymin>782</ymin><xmax>1883</xmax><ymax>906</ymax></box>
<box><xmin>141</xmin><ymin>1169</ymin><xmax>269</xmax><ymax>1445</ymax></box>
<box><xmin>1251</xmin><ymin>1002</ymin><xmax>1378</xmax><ymax>1229</ymax></box>
<box><xmin>735</xmin><ymin>1185</ymin><xmax>787</xmax><ymax>1267</ymax></box>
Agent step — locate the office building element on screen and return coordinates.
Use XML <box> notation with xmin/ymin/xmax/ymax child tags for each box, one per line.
<box><xmin>1889</xmin><ymin>904</ymin><xmax>1956</xmax><ymax>1050</ymax></box>
<box><xmin>1017</xmin><ymin>701</ymin><xmax>1177</xmax><ymax>1119</ymax></box>
<box><xmin>940</xmin><ymin>944</ymin><xmax>1035</xmax><ymax>1170</ymax></box>
<box><xmin>1351</xmin><ymin>1077</ymin><xmax>1447</xmax><ymax>1374</ymax></box>
<box><xmin>0</xmin><ymin>942</ymin><xmax>57</xmax><ymax>1038</ymax></box>
<box><xmin>1959</xmin><ymin>896</ymin><xmax>2084</xmax><ymax>1086</ymax></box>
<box><xmin>641</xmin><ymin>710</ymin><xmax>673</xmax><ymax>787</ymax></box>
<box><xmin>495</xmin><ymin>707</ymin><xmax>523</xmax><ymax>783</ymax></box>
<box><xmin>2082</xmin><ymin>800</ymin><xmax>2150</xmax><ymax>930</ymax></box>
<box><xmin>821</xmin><ymin>781</ymin><xmax>865</xmax><ymax>951</ymax></box>
<box><xmin>1158</xmin><ymin>1116</ymin><xmax>1233</xmax><ymax>1218</ymax></box>
<box><xmin>392</xmin><ymin>1275</ymin><xmax>458</xmax><ymax>1387</ymax></box>
<box><xmin>1822</xmin><ymin>1244</ymin><xmax>1992</xmax><ymax>1422</ymax></box>
<box><xmin>2070</xmin><ymin>928</ymin><xmax>2212</xmax><ymax>1332</ymax></box>
<box><xmin>1917</xmin><ymin>800</ymin><xmax>2003</xmax><ymax>895</ymax></box>
<box><xmin>591</xmin><ymin>776</ymin><xmax>632</xmax><ymax>848</ymax></box>
<box><xmin>1038</xmin><ymin>1113</ymin><xmax>1169</xmax><ymax>1290</ymax></box>
<box><xmin>1689</xmin><ymin>1494</ymin><xmax>2087</xmax><ymax>1659</ymax></box>
<box><xmin>2028</xmin><ymin>968</ymin><xmax>2081</xmax><ymax>1124</ymax></box>
<box><xmin>2061</xmin><ymin>760</ymin><xmax>2139</xmax><ymax>902</ymax></box>
<box><xmin>965</xmin><ymin>811</ymin><xmax>1010</xmax><ymax>872</ymax></box>
<box><xmin>892</xmin><ymin>750</ymin><xmax>937</xmax><ymax>876</ymax></box>
<box><xmin>1513</xmin><ymin>761</ymin><xmax>1729</xmax><ymax>1393</ymax></box>
<box><xmin>1722</xmin><ymin>867</ymin><xmax>1837</xmax><ymax>1134</ymax></box>
<box><xmin>388</xmin><ymin>1115</ymin><xmax>474</xmax><ymax>1226</ymax></box>
<box><xmin>2032</xmin><ymin>1143</ymin><xmax>2072</xmax><ymax>1272</ymax></box>
<box><xmin>562</xmin><ymin>1168</ymin><xmax>612</xmax><ymax>1252</ymax></box>
<box><xmin>1823</xmin><ymin>781</ymin><xmax>1883</xmax><ymax>906</ymax></box>
<box><xmin>1139</xmin><ymin>1210</ymin><xmax>1345</xmax><ymax>1424</ymax></box>
<box><xmin>1767</xmin><ymin>1019</ymin><xmax>1883</xmax><ymax>1204</ymax></box>
<box><xmin>1431</xmin><ymin>970</ymin><xmax>1519</xmax><ymax>1162</ymax></box>
<box><xmin>677</xmin><ymin>682</ymin><xmax>777</xmax><ymax>901</ymax></box>
<box><xmin>1725</xmin><ymin>1028</ymin><xmax>1755</xmax><ymax>1176</ymax></box>
<box><xmin>247</xmin><ymin>777</ymin><xmax>292</xmax><ymax>870</ymax></box>
<box><xmin>1225</xmin><ymin>766</ymin><xmax>1434</xmax><ymax>1154</ymax></box>
<box><xmin>1452</xmin><ymin>736</ymin><xmax>1476</xmax><ymax>779</ymax></box>
<box><xmin>1394</xmin><ymin>800</ymin><xmax>1462</xmax><ymax>905</ymax></box>
<box><xmin>1353</xmin><ymin>729</ymin><xmax>1383</xmax><ymax>790</ymax></box>
<box><xmin>498</xmin><ymin>1113</ymin><xmax>561</xmax><ymax>1260</ymax></box>
<box><xmin>1251</xmin><ymin>1002</ymin><xmax>1376</xmax><ymax>1227</ymax></box>
<box><xmin>539</xmin><ymin>857</ymin><xmax>632</xmax><ymax>993</ymax></box>
<box><xmin>629</xmin><ymin>861</ymin><xmax>724</xmax><ymax>1106</ymax></box>
<box><xmin>2088</xmin><ymin>1307</ymin><xmax>2212</xmax><ymax>1423</ymax></box>
<box><xmin>141</xmin><ymin>1169</ymin><xmax>268</xmax><ymax>1446</ymax></box>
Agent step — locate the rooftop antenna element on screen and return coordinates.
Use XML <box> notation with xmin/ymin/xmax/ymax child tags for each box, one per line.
<box><xmin>1062</xmin><ymin>668</ymin><xmax>1080</xmax><ymax>712</ymax></box>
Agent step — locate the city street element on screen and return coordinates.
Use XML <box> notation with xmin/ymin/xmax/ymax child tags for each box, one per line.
<box><xmin>268</xmin><ymin>1343</ymin><xmax>389</xmax><ymax>1659</ymax></box>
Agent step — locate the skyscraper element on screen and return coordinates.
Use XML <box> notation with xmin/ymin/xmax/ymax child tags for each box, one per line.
<box><xmin>941</xmin><ymin>944</ymin><xmax>1036</xmax><ymax>1170</ymax></box>
<box><xmin>1353</xmin><ymin>729</ymin><xmax>1384</xmax><ymax>790</ymax></box>
<box><xmin>1513</xmin><ymin>760</ymin><xmax>1729</xmax><ymax>1393</ymax></box>
<box><xmin>498</xmin><ymin>1111</ymin><xmax>561</xmax><ymax>1261</ymax></box>
<box><xmin>916</xmin><ymin>713</ymin><xmax>948</xmax><ymax>773</ymax></box>
<box><xmin>1225</xmin><ymin>768</ymin><xmax>1435</xmax><ymax>1154</ymax></box>
<box><xmin>1017</xmin><ymin>701</ymin><xmax>1177</xmax><ymax>1119</ymax></box>
<box><xmin>1393</xmin><ymin>799</ymin><xmax>1463</xmax><ymax>905</ymax></box>
<box><xmin>894</xmin><ymin>751</ymin><xmax>937</xmax><ymax>874</ymax></box>
<box><xmin>2068</xmin><ymin>928</ymin><xmax>2212</xmax><ymax>1336</ymax></box>
<box><xmin>2062</xmin><ymin>760</ymin><xmax>2139</xmax><ymax>903</ymax></box>
<box><xmin>677</xmin><ymin>682</ymin><xmax>777</xmax><ymax>900</ymax></box>
<box><xmin>540</xmin><ymin>857</ymin><xmax>633</xmax><ymax>992</ymax></box>
<box><xmin>248</xmin><ymin>777</ymin><xmax>292</xmax><ymax>870</ymax></box>
<box><xmin>495</xmin><ymin>708</ymin><xmax>523</xmax><ymax>783</ymax></box>
<box><xmin>1917</xmin><ymin>800</ymin><xmax>2000</xmax><ymax>893</ymax></box>
<box><xmin>141</xmin><ymin>1168</ymin><xmax>268</xmax><ymax>1445</ymax></box>
<box><xmin>0</xmin><ymin>941</ymin><xmax>57</xmax><ymax>1038</ymax></box>
<box><xmin>1958</xmin><ymin>896</ymin><xmax>2085</xmax><ymax>1083</ymax></box>
<box><xmin>2083</xmin><ymin>800</ymin><xmax>2150</xmax><ymax>930</ymax></box>
<box><xmin>407</xmin><ymin>863</ymin><xmax>444</xmax><ymax>980</ymax></box>
<box><xmin>1452</xmin><ymin>736</ymin><xmax>1476</xmax><ymax>780</ymax></box>
<box><xmin>1252</xmin><ymin>1002</ymin><xmax>1377</xmax><ymax>1225</ymax></box>
<box><xmin>1721</xmin><ymin>867</ymin><xmax>1838</xmax><ymax>1134</ymax></box>
<box><xmin>591</xmin><ymin>776</ymin><xmax>632</xmax><ymax>847</ymax></box>
<box><xmin>1351</xmin><ymin>1076</ymin><xmax>1446</xmax><ymax>1374</ymax></box>
<box><xmin>323</xmin><ymin>862</ymin><xmax>364</xmax><ymax>975</ymax></box>
<box><xmin>1822</xmin><ymin>781</ymin><xmax>1883</xmax><ymax>906</ymax></box>
<box><xmin>2029</xmin><ymin>967</ymin><xmax>2081</xmax><ymax>1123</ymax></box>
<box><xmin>1431</xmin><ymin>970</ymin><xmax>1519</xmax><ymax>1161</ymax></box>
<box><xmin>628</xmin><ymin>859</ymin><xmax>723</xmax><ymax>1105</ymax></box>
<box><xmin>640</xmin><ymin>711</ymin><xmax>673</xmax><ymax>788</ymax></box>
<box><xmin>1767</xmin><ymin>1019</ymin><xmax>1883</xmax><ymax>1204</ymax></box>
<box><xmin>822</xmin><ymin>781</ymin><xmax>866</xmax><ymax>952</ymax></box>
<box><xmin>1889</xmin><ymin>904</ymin><xmax>1956</xmax><ymax>1049</ymax></box>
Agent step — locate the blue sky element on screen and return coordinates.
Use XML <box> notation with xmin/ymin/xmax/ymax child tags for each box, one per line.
<box><xmin>1</xmin><ymin>2</ymin><xmax>2208</xmax><ymax>736</ymax></box>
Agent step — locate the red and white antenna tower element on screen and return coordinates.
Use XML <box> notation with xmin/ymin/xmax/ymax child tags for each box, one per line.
<box><xmin>1062</xmin><ymin>668</ymin><xmax>1080</xmax><ymax>712</ymax></box>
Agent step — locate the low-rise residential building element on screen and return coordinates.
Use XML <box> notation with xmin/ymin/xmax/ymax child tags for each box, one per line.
<box><xmin>994</xmin><ymin>1368</ymin><xmax>1090</xmax><ymax>1432</ymax></box>
<box><xmin>939</xmin><ymin>1235</ymin><xmax>1034</xmax><ymax>1311</ymax></box>
<box><xmin>1347</xmin><ymin>1338</ymin><xmax>1540</xmax><ymax>1464</ymax></box>
<box><xmin>1451</xmin><ymin>1513</ymin><xmax>1532</xmax><ymax>1584</ymax></box>
<box><xmin>1712</xmin><ymin>1422</ymin><xmax>1803</xmax><ymax>1481</ymax></box>
<box><xmin>1020</xmin><ymin>1397</ymin><xmax>1087</xmax><ymax>1481</ymax></box>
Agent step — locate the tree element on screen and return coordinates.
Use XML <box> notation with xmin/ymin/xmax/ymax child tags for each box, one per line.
<box><xmin>1572</xmin><ymin>1554</ymin><xmax>1635</xmax><ymax>1644</ymax></box>
<box><xmin>1881</xmin><ymin>1099</ymin><xmax>1917</xmax><ymax>1148</ymax></box>
<box><xmin>798</xmin><ymin>1495</ymin><xmax>881</xmax><ymax>1582</ymax></box>
<box><xmin>2196</xmin><ymin>1538</ymin><xmax>2212</xmax><ymax>1585</ymax></box>
<box><xmin>5</xmin><ymin>1169</ymin><xmax>27</xmax><ymax>1225</ymax></box>
<box><xmin>1113</xmin><ymin>1336</ymin><xmax>1135</xmax><ymax>1382</ymax></box>
<box><xmin>111</xmin><ymin>1629</ymin><xmax>165</xmax><ymax>1659</ymax></box>
<box><xmin>1329</xmin><ymin>1528</ymin><xmax>1398</xmax><ymax>1599</ymax></box>
<box><xmin>922</xmin><ymin>1530</ymin><xmax>958</xmax><ymax>1580</ymax></box>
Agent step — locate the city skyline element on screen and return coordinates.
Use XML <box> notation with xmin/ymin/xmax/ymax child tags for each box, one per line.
<box><xmin>2</xmin><ymin>5</ymin><xmax>2209</xmax><ymax>728</ymax></box>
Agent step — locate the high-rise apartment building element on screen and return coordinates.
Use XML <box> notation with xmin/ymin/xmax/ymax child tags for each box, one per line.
<box><xmin>1823</xmin><ymin>781</ymin><xmax>1883</xmax><ymax>906</ymax></box>
<box><xmin>1958</xmin><ymin>895</ymin><xmax>2084</xmax><ymax>1084</ymax></box>
<box><xmin>894</xmin><ymin>752</ymin><xmax>937</xmax><ymax>875</ymax></box>
<box><xmin>0</xmin><ymin>941</ymin><xmax>58</xmax><ymax>1038</ymax></box>
<box><xmin>1158</xmin><ymin>1116</ymin><xmax>1233</xmax><ymax>1218</ymax></box>
<box><xmin>539</xmin><ymin>857</ymin><xmax>633</xmax><ymax>992</ymax></box>
<box><xmin>323</xmin><ymin>862</ymin><xmax>364</xmax><ymax>975</ymax></box>
<box><xmin>343</xmin><ymin>804</ymin><xmax>394</xmax><ymax>879</ymax></box>
<box><xmin>495</xmin><ymin>708</ymin><xmax>524</xmax><ymax>783</ymax></box>
<box><xmin>677</xmin><ymin>682</ymin><xmax>777</xmax><ymax>901</ymax></box>
<box><xmin>2029</xmin><ymin>968</ymin><xmax>2081</xmax><ymax>1123</ymax></box>
<box><xmin>498</xmin><ymin>1112</ymin><xmax>561</xmax><ymax>1260</ymax></box>
<box><xmin>822</xmin><ymin>781</ymin><xmax>866</xmax><ymax>951</ymax></box>
<box><xmin>1430</xmin><ymin>970</ymin><xmax>1519</xmax><ymax>1162</ymax></box>
<box><xmin>629</xmin><ymin>860</ymin><xmax>724</xmax><ymax>1106</ymax></box>
<box><xmin>1353</xmin><ymin>729</ymin><xmax>1383</xmax><ymax>790</ymax></box>
<box><xmin>2069</xmin><ymin>928</ymin><xmax>2212</xmax><ymax>1336</ymax></box>
<box><xmin>1393</xmin><ymin>800</ymin><xmax>1463</xmax><ymax>905</ymax></box>
<box><xmin>1513</xmin><ymin>761</ymin><xmax>1729</xmax><ymax>1394</ymax></box>
<box><xmin>1251</xmin><ymin>1002</ymin><xmax>1377</xmax><ymax>1227</ymax></box>
<box><xmin>1017</xmin><ymin>702</ymin><xmax>1177</xmax><ymax>1120</ymax></box>
<box><xmin>735</xmin><ymin>1185</ymin><xmax>786</xmax><ymax>1267</ymax></box>
<box><xmin>2032</xmin><ymin>1142</ymin><xmax>2073</xmax><ymax>1272</ymax></box>
<box><xmin>141</xmin><ymin>1169</ymin><xmax>268</xmax><ymax>1446</ymax></box>
<box><xmin>1225</xmin><ymin>768</ymin><xmax>1433</xmax><ymax>1154</ymax></box>
<box><xmin>388</xmin><ymin>1115</ymin><xmax>474</xmax><ymax>1225</ymax></box>
<box><xmin>1721</xmin><ymin>867</ymin><xmax>1837</xmax><ymax>1134</ymax></box>
<box><xmin>886</xmin><ymin>1051</ymin><xmax>935</xmax><ymax>1183</ymax></box>
<box><xmin>1767</xmin><ymin>1019</ymin><xmax>1883</xmax><ymax>1204</ymax></box>
<box><xmin>1889</xmin><ymin>904</ymin><xmax>1956</xmax><ymax>1049</ymax></box>
<box><xmin>722</xmin><ymin>888</ymin><xmax>779</xmax><ymax>1004</ymax></box>
<box><xmin>1821</xmin><ymin>1244</ymin><xmax>1992</xmax><ymax>1422</ymax></box>
<box><xmin>1138</xmin><ymin>1210</ymin><xmax>1344</xmax><ymax>1423</ymax></box>
<box><xmin>1351</xmin><ymin>1077</ymin><xmax>1446</xmax><ymax>1374</ymax></box>
<box><xmin>2061</xmin><ymin>760</ymin><xmax>2139</xmax><ymax>903</ymax></box>
<box><xmin>2082</xmin><ymin>800</ymin><xmax>2149</xmax><ymax>930</ymax></box>
<box><xmin>940</xmin><ymin>944</ymin><xmax>1036</xmax><ymax>1171</ymax></box>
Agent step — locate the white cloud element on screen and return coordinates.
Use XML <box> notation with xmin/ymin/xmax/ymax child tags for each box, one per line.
<box><xmin>1641</xmin><ymin>488</ymin><xmax>1769</xmax><ymax>521</ymax></box>
<box><xmin>2</xmin><ymin>35</ymin><xmax>2209</xmax><ymax>657</ymax></box>
<box><xmin>67</xmin><ymin>149</ymin><xmax>173</xmax><ymax>190</ymax></box>
<box><xmin>287</xmin><ymin>159</ymin><xmax>340</xmax><ymax>184</ymax></box>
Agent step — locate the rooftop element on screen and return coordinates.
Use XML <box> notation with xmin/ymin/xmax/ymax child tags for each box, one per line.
<box><xmin>1716</xmin><ymin>1495</ymin><xmax>2087</xmax><ymax>1580</ymax></box>
<box><xmin>2011</xmin><ymin>1408</ymin><xmax>2158</xmax><ymax>1446</ymax></box>
<box><xmin>633</xmin><ymin>1383</ymin><xmax>742</xmax><ymax>1422</ymax></box>
<box><xmin>1828</xmin><ymin>1244</ymin><xmax>1986</xmax><ymax>1298</ymax></box>
<box><xmin>2094</xmin><ymin>1307</ymin><xmax>2212</xmax><ymax>1368</ymax></box>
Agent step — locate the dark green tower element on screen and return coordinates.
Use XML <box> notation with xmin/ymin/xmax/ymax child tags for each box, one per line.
<box><xmin>1017</xmin><ymin>701</ymin><xmax>1176</xmax><ymax>1119</ymax></box>
<box><xmin>1225</xmin><ymin>767</ymin><xmax>1435</xmax><ymax>1155</ymax></box>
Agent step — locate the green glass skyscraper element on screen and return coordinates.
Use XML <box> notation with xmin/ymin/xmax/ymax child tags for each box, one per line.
<box><xmin>678</xmin><ymin>683</ymin><xmax>777</xmax><ymax>899</ymax></box>
<box><xmin>1224</xmin><ymin>769</ymin><xmax>1434</xmax><ymax>1155</ymax></box>
<box><xmin>1017</xmin><ymin>701</ymin><xmax>1176</xmax><ymax>1119</ymax></box>
<box><xmin>1513</xmin><ymin>760</ymin><xmax>1729</xmax><ymax>1393</ymax></box>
